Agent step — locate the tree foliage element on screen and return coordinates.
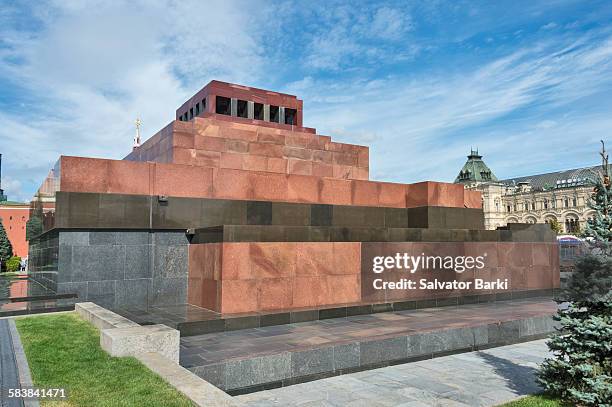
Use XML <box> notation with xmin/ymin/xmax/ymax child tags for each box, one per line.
<box><xmin>0</xmin><ymin>219</ymin><xmax>13</xmax><ymax>267</ymax></box>
<box><xmin>538</xmin><ymin>141</ymin><xmax>612</xmax><ymax>406</ymax></box>
<box><xmin>26</xmin><ymin>216</ymin><xmax>43</xmax><ymax>241</ymax></box>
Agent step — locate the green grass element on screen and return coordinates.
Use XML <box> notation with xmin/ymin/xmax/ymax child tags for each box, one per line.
<box><xmin>15</xmin><ymin>313</ymin><xmax>194</xmax><ymax>407</ymax></box>
<box><xmin>498</xmin><ymin>394</ymin><xmax>566</xmax><ymax>407</ymax></box>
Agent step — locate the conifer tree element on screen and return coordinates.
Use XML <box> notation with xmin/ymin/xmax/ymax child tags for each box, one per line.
<box><xmin>0</xmin><ymin>219</ymin><xmax>13</xmax><ymax>270</ymax></box>
<box><xmin>538</xmin><ymin>141</ymin><xmax>612</xmax><ymax>406</ymax></box>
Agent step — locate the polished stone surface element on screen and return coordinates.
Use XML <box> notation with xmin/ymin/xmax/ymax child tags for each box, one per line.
<box><xmin>237</xmin><ymin>339</ymin><xmax>551</xmax><ymax>406</ymax></box>
<box><xmin>177</xmin><ymin>298</ymin><xmax>557</xmax><ymax>392</ymax></box>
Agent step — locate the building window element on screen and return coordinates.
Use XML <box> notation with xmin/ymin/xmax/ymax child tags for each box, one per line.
<box><xmin>524</xmin><ymin>203</ymin><xmax>529</xmax><ymax>211</ymax></box>
<box><xmin>195</xmin><ymin>102</ymin><xmax>200</xmax><ymax>116</ymax></box>
<box><xmin>573</xmin><ymin>198</ymin><xmax>577</xmax><ymax>207</ymax></box>
<box><xmin>216</xmin><ymin>96</ymin><xmax>231</xmax><ymax>115</ymax></box>
<box><xmin>513</xmin><ymin>204</ymin><xmax>517</xmax><ymax>211</ymax></box>
<box><xmin>237</xmin><ymin>100</ymin><xmax>248</xmax><ymax>118</ymax></box>
<box><xmin>202</xmin><ymin>98</ymin><xmax>206</xmax><ymax>111</ymax></box>
<box><xmin>254</xmin><ymin>103</ymin><xmax>264</xmax><ymax>120</ymax></box>
<box><xmin>507</xmin><ymin>205</ymin><xmax>511</xmax><ymax>213</ymax></box>
<box><xmin>564</xmin><ymin>198</ymin><xmax>569</xmax><ymax>208</ymax></box>
<box><xmin>531</xmin><ymin>202</ymin><xmax>535</xmax><ymax>210</ymax></box>
<box><xmin>285</xmin><ymin>108</ymin><xmax>297</xmax><ymax>125</ymax></box>
<box><xmin>544</xmin><ymin>200</ymin><xmax>548</xmax><ymax>209</ymax></box>
<box><xmin>269</xmin><ymin>105</ymin><xmax>280</xmax><ymax>123</ymax></box>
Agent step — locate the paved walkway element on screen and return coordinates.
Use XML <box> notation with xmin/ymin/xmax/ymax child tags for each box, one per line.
<box><xmin>237</xmin><ymin>339</ymin><xmax>550</xmax><ymax>407</ymax></box>
<box><xmin>180</xmin><ymin>298</ymin><xmax>555</xmax><ymax>367</ymax></box>
<box><xmin>0</xmin><ymin>319</ymin><xmax>24</xmax><ymax>407</ymax></box>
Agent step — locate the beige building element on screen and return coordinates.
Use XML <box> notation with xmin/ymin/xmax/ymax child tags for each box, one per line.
<box><xmin>455</xmin><ymin>150</ymin><xmax>596</xmax><ymax>233</ymax></box>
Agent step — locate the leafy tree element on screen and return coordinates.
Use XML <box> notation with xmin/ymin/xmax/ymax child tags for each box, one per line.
<box><xmin>538</xmin><ymin>141</ymin><xmax>612</xmax><ymax>406</ymax></box>
<box><xmin>6</xmin><ymin>256</ymin><xmax>21</xmax><ymax>272</ymax></box>
<box><xmin>547</xmin><ymin>218</ymin><xmax>563</xmax><ymax>235</ymax></box>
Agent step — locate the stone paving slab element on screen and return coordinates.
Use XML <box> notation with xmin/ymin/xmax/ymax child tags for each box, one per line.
<box><xmin>237</xmin><ymin>339</ymin><xmax>551</xmax><ymax>406</ymax></box>
<box><xmin>179</xmin><ymin>299</ymin><xmax>557</xmax><ymax>393</ymax></box>
<box><xmin>0</xmin><ymin>319</ymin><xmax>24</xmax><ymax>407</ymax></box>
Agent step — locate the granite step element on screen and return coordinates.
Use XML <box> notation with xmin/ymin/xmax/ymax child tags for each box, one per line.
<box><xmin>177</xmin><ymin>298</ymin><xmax>558</xmax><ymax>394</ymax></box>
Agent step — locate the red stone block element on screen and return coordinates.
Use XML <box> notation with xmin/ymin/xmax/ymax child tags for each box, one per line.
<box><xmin>285</xmin><ymin>134</ymin><xmax>312</xmax><ymax>148</ymax></box>
<box><xmin>249</xmin><ymin>142</ymin><xmax>284</xmax><ymax>158</ymax></box>
<box><xmin>283</xmin><ymin>146</ymin><xmax>313</xmax><ymax>160</ymax></box>
<box><xmin>60</xmin><ymin>156</ymin><xmax>110</xmax><ymax>193</ymax></box>
<box><xmin>295</xmin><ymin>243</ymin><xmax>334</xmax><ymax>276</ymax></box>
<box><xmin>292</xmin><ymin>276</ymin><xmax>330</xmax><ymax>308</ymax></box>
<box><xmin>532</xmin><ymin>244</ymin><xmax>552</xmax><ymax>266</ymax></box>
<box><xmin>528</xmin><ymin>266</ymin><xmax>554</xmax><ymax>289</ymax></box>
<box><xmin>257</xmin><ymin>132</ymin><xmax>286</xmax><ymax>145</ymax></box>
<box><xmin>357</xmin><ymin>148</ymin><xmax>369</xmax><ymax>168</ymax></box>
<box><xmin>226</xmin><ymin>139</ymin><xmax>249</xmax><ymax>153</ymax></box>
<box><xmin>221</xmin><ymin>243</ymin><xmax>252</xmax><ymax>280</ymax></box>
<box><xmin>195</xmin><ymin>150</ymin><xmax>221</xmax><ymax>168</ymax></box>
<box><xmin>405</xmin><ymin>182</ymin><xmax>429</xmax><ymax>207</ymax></box>
<box><xmin>319</xmin><ymin>178</ymin><xmax>352</xmax><ymax>205</ymax></box>
<box><xmin>220</xmin><ymin>280</ymin><xmax>258</xmax><ymax>313</ymax></box>
<box><xmin>333</xmin><ymin>152</ymin><xmax>358</xmax><ymax>166</ymax></box>
<box><xmin>250</xmin><ymin>172</ymin><xmax>289</xmax><ymax>201</ymax></box>
<box><xmin>332</xmin><ymin>165</ymin><xmax>352</xmax><ymax>179</ymax></box>
<box><xmin>427</xmin><ymin>182</ymin><xmax>464</xmax><ymax>207</ymax></box>
<box><xmin>352</xmin><ymin>180</ymin><xmax>379</xmax><ymax>206</ymax></box>
<box><xmin>287</xmin><ymin>159</ymin><xmax>313</xmax><ymax>176</ymax></box>
<box><xmin>212</xmin><ymin>168</ymin><xmax>253</xmax><ymax>200</ymax></box>
<box><xmin>249</xmin><ymin>243</ymin><xmax>296</xmax><ymax>279</ymax></box>
<box><xmin>219</xmin><ymin>127</ymin><xmax>257</xmax><ymax>142</ymax></box>
<box><xmin>332</xmin><ymin>243</ymin><xmax>361</xmax><ymax>275</ymax></box>
<box><xmin>259</xmin><ymin>278</ymin><xmax>293</xmax><ymax>310</ymax></box>
<box><xmin>267</xmin><ymin>157</ymin><xmax>288</xmax><ymax>173</ymax></box>
<box><xmin>200</xmin><ymin>280</ymin><xmax>219</xmax><ymax>311</ymax></box>
<box><xmin>464</xmin><ymin>190</ymin><xmax>482</xmax><ymax>209</ymax></box>
<box><xmin>154</xmin><ymin>163</ymin><xmax>213</xmax><ymax>197</ymax></box>
<box><xmin>378</xmin><ymin>182</ymin><xmax>406</xmax><ymax>208</ymax></box>
<box><xmin>312</xmin><ymin>150</ymin><xmax>333</xmax><ymax>164</ymax></box>
<box><xmin>242</xmin><ymin>155</ymin><xmax>268</xmax><ymax>172</ymax></box>
<box><xmin>195</xmin><ymin>135</ymin><xmax>226</xmax><ymax>152</ymax></box>
<box><xmin>172</xmin><ymin>132</ymin><xmax>194</xmax><ymax>149</ymax></box>
<box><xmin>312</xmin><ymin>163</ymin><xmax>333</xmax><ymax>178</ymax></box>
<box><xmin>325</xmin><ymin>274</ymin><xmax>360</xmax><ymax>304</ymax></box>
<box><xmin>288</xmin><ymin>174</ymin><xmax>320</xmax><ymax>203</ymax></box>
<box><xmin>498</xmin><ymin>243</ymin><xmax>533</xmax><ymax>268</ymax></box>
<box><xmin>107</xmin><ymin>160</ymin><xmax>151</xmax><ymax>195</ymax></box>
<box><xmin>219</xmin><ymin>152</ymin><xmax>244</xmax><ymax>170</ymax></box>
<box><xmin>351</xmin><ymin>167</ymin><xmax>369</xmax><ymax>180</ymax></box>
<box><xmin>172</xmin><ymin>148</ymin><xmax>197</xmax><ymax>165</ymax></box>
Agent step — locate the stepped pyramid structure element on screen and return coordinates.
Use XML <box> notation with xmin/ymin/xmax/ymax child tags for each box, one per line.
<box><xmin>28</xmin><ymin>81</ymin><xmax>559</xmax><ymax>313</ymax></box>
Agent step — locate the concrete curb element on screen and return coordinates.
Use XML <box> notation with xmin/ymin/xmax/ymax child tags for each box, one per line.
<box><xmin>137</xmin><ymin>352</ymin><xmax>242</xmax><ymax>407</ymax></box>
<box><xmin>75</xmin><ymin>302</ymin><xmax>240</xmax><ymax>406</ymax></box>
<box><xmin>8</xmin><ymin>319</ymin><xmax>40</xmax><ymax>407</ymax></box>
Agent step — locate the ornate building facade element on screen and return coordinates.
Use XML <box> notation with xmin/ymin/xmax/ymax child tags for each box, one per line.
<box><xmin>455</xmin><ymin>150</ymin><xmax>596</xmax><ymax>233</ymax></box>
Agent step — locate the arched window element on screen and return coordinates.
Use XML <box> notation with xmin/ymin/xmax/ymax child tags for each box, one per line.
<box><xmin>564</xmin><ymin>198</ymin><xmax>569</xmax><ymax>208</ymax></box>
<box><xmin>543</xmin><ymin>199</ymin><xmax>548</xmax><ymax>210</ymax></box>
<box><xmin>572</xmin><ymin>198</ymin><xmax>577</xmax><ymax>207</ymax></box>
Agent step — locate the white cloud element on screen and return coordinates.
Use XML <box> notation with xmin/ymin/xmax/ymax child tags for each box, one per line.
<box><xmin>0</xmin><ymin>0</ymin><xmax>267</xmax><ymax>199</ymax></box>
<box><xmin>296</xmin><ymin>30</ymin><xmax>612</xmax><ymax>183</ymax></box>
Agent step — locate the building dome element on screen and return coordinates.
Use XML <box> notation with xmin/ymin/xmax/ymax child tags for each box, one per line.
<box><xmin>454</xmin><ymin>149</ymin><xmax>498</xmax><ymax>184</ymax></box>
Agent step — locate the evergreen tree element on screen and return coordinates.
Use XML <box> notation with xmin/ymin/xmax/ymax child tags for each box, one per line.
<box><xmin>26</xmin><ymin>216</ymin><xmax>43</xmax><ymax>241</ymax></box>
<box><xmin>0</xmin><ymin>219</ymin><xmax>13</xmax><ymax>270</ymax></box>
<box><xmin>538</xmin><ymin>141</ymin><xmax>612</xmax><ymax>406</ymax></box>
<box><xmin>548</xmin><ymin>218</ymin><xmax>563</xmax><ymax>235</ymax></box>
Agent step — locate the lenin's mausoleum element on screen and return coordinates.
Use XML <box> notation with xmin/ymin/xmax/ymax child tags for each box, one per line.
<box><xmin>28</xmin><ymin>81</ymin><xmax>559</xmax><ymax>316</ymax></box>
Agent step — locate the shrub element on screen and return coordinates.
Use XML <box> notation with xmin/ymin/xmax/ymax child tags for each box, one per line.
<box><xmin>5</xmin><ymin>256</ymin><xmax>21</xmax><ymax>272</ymax></box>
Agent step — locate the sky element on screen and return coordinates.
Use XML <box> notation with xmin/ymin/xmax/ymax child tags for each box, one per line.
<box><xmin>1</xmin><ymin>0</ymin><xmax>611</xmax><ymax>202</ymax></box>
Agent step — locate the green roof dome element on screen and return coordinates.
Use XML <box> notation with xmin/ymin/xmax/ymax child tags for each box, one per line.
<box><xmin>454</xmin><ymin>149</ymin><xmax>498</xmax><ymax>184</ymax></box>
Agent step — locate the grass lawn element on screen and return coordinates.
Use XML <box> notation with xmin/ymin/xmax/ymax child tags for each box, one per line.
<box><xmin>498</xmin><ymin>394</ymin><xmax>566</xmax><ymax>406</ymax></box>
<box><xmin>15</xmin><ymin>313</ymin><xmax>194</xmax><ymax>407</ymax></box>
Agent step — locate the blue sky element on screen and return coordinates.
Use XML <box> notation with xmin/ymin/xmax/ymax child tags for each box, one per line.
<box><xmin>1</xmin><ymin>0</ymin><xmax>611</xmax><ymax>201</ymax></box>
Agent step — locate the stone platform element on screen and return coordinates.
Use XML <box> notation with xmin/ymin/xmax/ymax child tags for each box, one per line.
<box><xmin>175</xmin><ymin>298</ymin><xmax>557</xmax><ymax>394</ymax></box>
